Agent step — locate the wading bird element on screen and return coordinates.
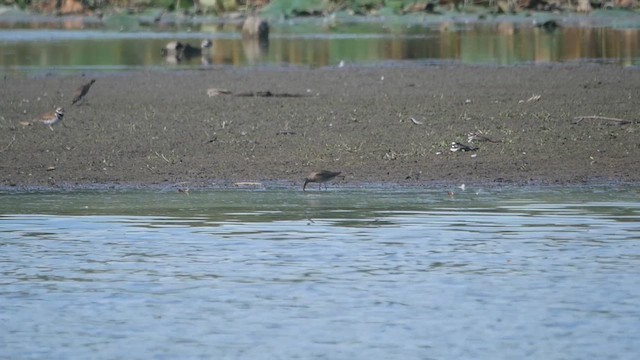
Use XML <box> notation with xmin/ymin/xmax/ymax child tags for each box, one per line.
<box><xmin>303</xmin><ymin>170</ymin><xmax>342</xmax><ymax>191</ymax></box>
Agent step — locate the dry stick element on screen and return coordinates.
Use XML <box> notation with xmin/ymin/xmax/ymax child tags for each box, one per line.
<box><xmin>0</xmin><ymin>136</ymin><xmax>16</xmax><ymax>153</ymax></box>
<box><xmin>154</xmin><ymin>151</ymin><xmax>170</xmax><ymax>163</ymax></box>
<box><xmin>409</xmin><ymin>117</ymin><xmax>423</xmax><ymax>125</ymax></box>
<box><xmin>573</xmin><ymin>116</ymin><xmax>631</xmax><ymax>125</ymax></box>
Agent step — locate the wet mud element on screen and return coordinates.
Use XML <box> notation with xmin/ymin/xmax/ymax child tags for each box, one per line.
<box><xmin>1</xmin><ymin>65</ymin><xmax>639</xmax><ymax>190</ymax></box>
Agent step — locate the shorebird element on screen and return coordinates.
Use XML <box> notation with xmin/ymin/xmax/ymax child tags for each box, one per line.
<box><xmin>303</xmin><ymin>170</ymin><xmax>342</xmax><ymax>191</ymax></box>
<box><xmin>22</xmin><ymin>107</ymin><xmax>65</xmax><ymax>131</ymax></box>
<box><xmin>71</xmin><ymin>79</ymin><xmax>96</xmax><ymax>105</ymax></box>
<box><xmin>450</xmin><ymin>142</ymin><xmax>478</xmax><ymax>152</ymax></box>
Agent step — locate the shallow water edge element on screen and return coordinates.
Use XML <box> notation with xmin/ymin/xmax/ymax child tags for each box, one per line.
<box><xmin>1</xmin><ymin>179</ymin><xmax>639</xmax><ymax>194</ymax></box>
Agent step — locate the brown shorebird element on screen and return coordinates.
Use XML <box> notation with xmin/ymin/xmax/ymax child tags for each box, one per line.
<box><xmin>71</xmin><ymin>79</ymin><xmax>96</xmax><ymax>105</ymax></box>
<box><xmin>21</xmin><ymin>107</ymin><xmax>64</xmax><ymax>131</ymax></box>
<box><xmin>303</xmin><ymin>170</ymin><xmax>341</xmax><ymax>191</ymax></box>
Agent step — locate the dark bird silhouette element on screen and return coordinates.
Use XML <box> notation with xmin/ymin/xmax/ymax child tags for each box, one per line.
<box><xmin>71</xmin><ymin>79</ymin><xmax>96</xmax><ymax>105</ymax></box>
<box><xmin>536</xmin><ymin>20</ymin><xmax>560</xmax><ymax>32</ymax></box>
<box><xmin>303</xmin><ymin>170</ymin><xmax>342</xmax><ymax>191</ymax></box>
<box><xmin>161</xmin><ymin>40</ymin><xmax>212</xmax><ymax>62</ymax></box>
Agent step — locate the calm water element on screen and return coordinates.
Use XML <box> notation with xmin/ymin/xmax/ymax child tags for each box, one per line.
<box><xmin>1</xmin><ymin>15</ymin><xmax>640</xmax><ymax>73</ymax></box>
<box><xmin>1</xmin><ymin>186</ymin><xmax>640</xmax><ymax>359</ymax></box>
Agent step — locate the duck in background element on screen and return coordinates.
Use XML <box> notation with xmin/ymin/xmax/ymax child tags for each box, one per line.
<box><xmin>161</xmin><ymin>39</ymin><xmax>212</xmax><ymax>63</ymax></box>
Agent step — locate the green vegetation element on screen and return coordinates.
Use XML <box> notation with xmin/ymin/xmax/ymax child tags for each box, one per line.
<box><xmin>1</xmin><ymin>0</ymin><xmax>639</xmax><ymax>16</ymax></box>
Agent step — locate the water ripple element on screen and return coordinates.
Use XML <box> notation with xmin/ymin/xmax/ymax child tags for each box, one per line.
<box><xmin>1</xmin><ymin>187</ymin><xmax>639</xmax><ymax>359</ymax></box>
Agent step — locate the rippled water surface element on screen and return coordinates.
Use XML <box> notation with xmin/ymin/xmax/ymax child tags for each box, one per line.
<box><xmin>1</xmin><ymin>186</ymin><xmax>640</xmax><ymax>359</ymax></box>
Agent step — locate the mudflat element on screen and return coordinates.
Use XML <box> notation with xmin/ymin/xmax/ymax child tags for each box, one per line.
<box><xmin>1</xmin><ymin>65</ymin><xmax>638</xmax><ymax>190</ymax></box>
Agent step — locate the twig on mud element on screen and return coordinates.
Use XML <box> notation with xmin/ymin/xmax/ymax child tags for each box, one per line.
<box><xmin>0</xmin><ymin>136</ymin><xmax>16</xmax><ymax>153</ymax></box>
<box><xmin>154</xmin><ymin>151</ymin><xmax>171</xmax><ymax>163</ymax></box>
<box><xmin>573</xmin><ymin>116</ymin><xmax>632</xmax><ymax>125</ymax></box>
<box><xmin>207</xmin><ymin>88</ymin><xmax>232</xmax><ymax>97</ymax></box>
<box><xmin>409</xmin><ymin>117</ymin><xmax>423</xmax><ymax>125</ymax></box>
<box><xmin>234</xmin><ymin>91</ymin><xmax>306</xmax><ymax>98</ymax></box>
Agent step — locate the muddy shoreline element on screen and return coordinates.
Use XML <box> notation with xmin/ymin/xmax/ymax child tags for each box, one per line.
<box><xmin>1</xmin><ymin>64</ymin><xmax>639</xmax><ymax>191</ymax></box>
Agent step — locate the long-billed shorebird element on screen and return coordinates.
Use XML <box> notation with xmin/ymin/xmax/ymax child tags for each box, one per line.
<box><xmin>303</xmin><ymin>170</ymin><xmax>342</xmax><ymax>191</ymax></box>
<box><xmin>71</xmin><ymin>79</ymin><xmax>96</xmax><ymax>105</ymax></box>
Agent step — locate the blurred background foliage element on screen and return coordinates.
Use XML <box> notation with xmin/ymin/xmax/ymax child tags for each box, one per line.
<box><xmin>0</xmin><ymin>0</ymin><xmax>638</xmax><ymax>16</ymax></box>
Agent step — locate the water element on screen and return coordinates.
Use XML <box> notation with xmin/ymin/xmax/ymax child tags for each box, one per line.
<box><xmin>1</xmin><ymin>16</ymin><xmax>639</xmax><ymax>73</ymax></box>
<box><xmin>1</xmin><ymin>186</ymin><xmax>640</xmax><ymax>359</ymax></box>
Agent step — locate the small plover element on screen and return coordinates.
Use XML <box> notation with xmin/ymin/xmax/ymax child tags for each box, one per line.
<box><xmin>24</xmin><ymin>107</ymin><xmax>65</xmax><ymax>130</ymax></box>
<box><xmin>450</xmin><ymin>142</ymin><xmax>478</xmax><ymax>152</ymax></box>
<box><xmin>303</xmin><ymin>170</ymin><xmax>342</xmax><ymax>191</ymax></box>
